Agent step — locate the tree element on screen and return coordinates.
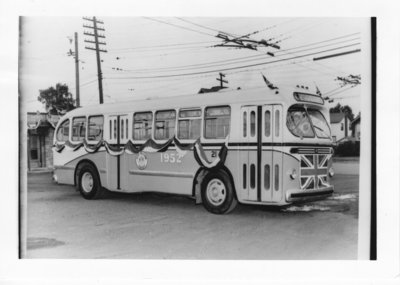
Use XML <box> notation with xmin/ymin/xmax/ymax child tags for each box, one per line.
<box><xmin>37</xmin><ymin>83</ymin><xmax>76</xmax><ymax>115</ymax></box>
<box><xmin>329</xmin><ymin>103</ymin><xmax>354</xmax><ymax>121</ymax></box>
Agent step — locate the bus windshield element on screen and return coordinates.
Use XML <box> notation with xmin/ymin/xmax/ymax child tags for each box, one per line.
<box><xmin>287</xmin><ymin>106</ymin><xmax>331</xmax><ymax>139</ymax></box>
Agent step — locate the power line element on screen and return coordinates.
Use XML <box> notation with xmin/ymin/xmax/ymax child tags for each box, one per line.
<box><xmin>109</xmin><ymin>37</ymin><xmax>360</xmax><ymax>74</ymax></box>
<box><xmin>105</xmin><ymin>43</ymin><xmax>360</xmax><ymax>80</ymax></box>
<box><xmin>143</xmin><ymin>17</ymin><xmax>215</xmax><ymax>37</ymax></box>
<box><xmin>107</xmin><ymin>40</ymin><xmax>219</xmax><ymax>52</ymax></box>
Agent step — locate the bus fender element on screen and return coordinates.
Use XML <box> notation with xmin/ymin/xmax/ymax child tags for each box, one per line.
<box><xmin>193</xmin><ymin>168</ymin><xmax>207</xmax><ymax>204</ymax></box>
<box><xmin>74</xmin><ymin>159</ymin><xmax>101</xmax><ymax>189</ymax></box>
<box><xmin>193</xmin><ymin>166</ymin><xmax>237</xmax><ymax>204</ymax></box>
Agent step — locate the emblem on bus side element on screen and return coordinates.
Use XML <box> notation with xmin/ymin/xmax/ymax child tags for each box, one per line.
<box><xmin>136</xmin><ymin>152</ymin><xmax>148</xmax><ymax>170</ymax></box>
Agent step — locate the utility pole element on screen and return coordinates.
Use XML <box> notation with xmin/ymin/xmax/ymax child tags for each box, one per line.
<box><xmin>74</xmin><ymin>32</ymin><xmax>80</xmax><ymax>107</ymax></box>
<box><xmin>216</xmin><ymin>72</ymin><xmax>228</xmax><ymax>88</ymax></box>
<box><xmin>83</xmin><ymin>17</ymin><xmax>107</xmax><ymax>104</ymax></box>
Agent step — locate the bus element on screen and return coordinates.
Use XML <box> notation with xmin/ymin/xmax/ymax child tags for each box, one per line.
<box><xmin>52</xmin><ymin>85</ymin><xmax>335</xmax><ymax>214</ymax></box>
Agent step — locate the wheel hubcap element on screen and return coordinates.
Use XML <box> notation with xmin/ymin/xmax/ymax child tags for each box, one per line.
<box><xmin>81</xmin><ymin>172</ymin><xmax>94</xmax><ymax>193</ymax></box>
<box><xmin>206</xmin><ymin>178</ymin><xmax>226</xmax><ymax>206</ymax></box>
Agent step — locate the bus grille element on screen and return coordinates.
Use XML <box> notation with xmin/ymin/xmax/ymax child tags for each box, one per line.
<box><xmin>300</xmin><ymin>154</ymin><xmax>331</xmax><ymax>190</ymax></box>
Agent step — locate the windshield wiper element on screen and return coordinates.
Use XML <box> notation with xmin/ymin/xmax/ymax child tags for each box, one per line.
<box><xmin>313</xmin><ymin>125</ymin><xmax>330</xmax><ymax>138</ymax></box>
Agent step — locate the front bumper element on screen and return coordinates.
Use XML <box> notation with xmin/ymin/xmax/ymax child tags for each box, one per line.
<box><xmin>286</xmin><ymin>186</ymin><xmax>334</xmax><ymax>202</ymax></box>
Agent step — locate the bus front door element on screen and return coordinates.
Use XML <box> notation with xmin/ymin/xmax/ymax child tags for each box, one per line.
<box><xmin>261</xmin><ymin>105</ymin><xmax>283</xmax><ymax>203</ymax></box>
<box><xmin>240</xmin><ymin>105</ymin><xmax>283</xmax><ymax>203</ymax></box>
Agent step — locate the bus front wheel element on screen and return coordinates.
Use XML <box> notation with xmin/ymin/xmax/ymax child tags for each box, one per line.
<box><xmin>201</xmin><ymin>170</ymin><xmax>238</xmax><ymax>214</ymax></box>
<box><xmin>77</xmin><ymin>163</ymin><xmax>104</xmax><ymax>199</ymax></box>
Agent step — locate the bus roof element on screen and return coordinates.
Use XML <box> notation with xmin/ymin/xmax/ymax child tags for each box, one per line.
<box><xmin>64</xmin><ymin>85</ymin><xmax>322</xmax><ymax>118</ymax></box>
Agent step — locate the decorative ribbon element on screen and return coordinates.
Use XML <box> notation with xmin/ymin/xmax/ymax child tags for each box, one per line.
<box><xmin>53</xmin><ymin>136</ymin><xmax>228</xmax><ymax>169</ymax></box>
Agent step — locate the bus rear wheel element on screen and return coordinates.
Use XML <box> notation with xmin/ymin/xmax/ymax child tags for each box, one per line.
<box><xmin>77</xmin><ymin>163</ymin><xmax>104</xmax><ymax>199</ymax></box>
<box><xmin>201</xmin><ymin>170</ymin><xmax>238</xmax><ymax>214</ymax></box>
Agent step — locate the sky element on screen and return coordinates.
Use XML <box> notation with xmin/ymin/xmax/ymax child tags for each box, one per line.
<box><xmin>19</xmin><ymin>17</ymin><xmax>368</xmax><ymax>115</ymax></box>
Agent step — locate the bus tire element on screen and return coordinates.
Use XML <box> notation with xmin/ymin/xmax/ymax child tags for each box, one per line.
<box><xmin>77</xmin><ymin>163</ymin><xmax>104</xmax><ymax>200</ymax></box>
<box><xmin>201</xmin><ymin>170</ymin><xmax>238</xmax><ymax>214</ymax></box>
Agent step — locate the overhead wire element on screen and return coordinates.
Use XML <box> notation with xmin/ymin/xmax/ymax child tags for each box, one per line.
<box><xmin>105</xmin><ymin>43</ymin><xmax>361</xmax><ymax>80</ymax></box>
<box><xmin>114</xmin><ymin>38</ymin><xmax>360</xmax><ymax>74</ymax></box>
<box><xmin>143</xmin><ymin>17</ymin><xmax>215</xmax><ymax>37</ymax></box>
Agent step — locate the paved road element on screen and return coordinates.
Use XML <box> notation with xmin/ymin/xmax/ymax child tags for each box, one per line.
<box><xmin>24</xmin><ymin>162</ymin><xmax>359</xmax><ymax>259</ymax></box>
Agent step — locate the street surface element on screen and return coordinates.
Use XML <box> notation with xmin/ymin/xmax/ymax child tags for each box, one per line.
<box><xmin>25</xmin><ymin>160</ymin><xmax>359</xmax><ymax>259</ymax></box>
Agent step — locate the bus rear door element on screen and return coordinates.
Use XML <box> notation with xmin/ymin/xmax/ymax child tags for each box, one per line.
<box><xmin>106</xmin><ymin>114</ymin><xmax>128</xmax><ymax>191</ymax></box>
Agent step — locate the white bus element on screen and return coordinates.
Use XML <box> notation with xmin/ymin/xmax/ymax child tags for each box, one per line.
<box><xmin>53</xmin><ymin>86</ymin><xmax>335</xmax><ymax>214</ymax></box>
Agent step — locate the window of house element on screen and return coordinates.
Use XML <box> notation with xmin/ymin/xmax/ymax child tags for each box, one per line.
<box><xmin>178</xmin><ymin>108</ymin><xmax>201</xmax><ymax>140</ymax></box>
<box><xmin>72</xmin><ymin>117</ymin><xmax>86</xmax><ymax>141</ymax></box>
<box><xmin>88</xmin><ymin>116</ymin><xmax>104</xmax><ymax>141</ymax></box>
<box><xmin>30</xmin><ymin>135</ymin><xmax>38</xmax><ymax>160</ymax></box>
<box><xmin>341</xmin><ymin>123</ymin><xmax>344</xmax><ymax>131</ymax></box>
<box><xmin>133</xmin><ymin>112</ymin><xmax>153</xmax><ymax>140</ymax></box>
<box><xmin>204</xmin><ymin>106</ymin><xmax>231</xmax><ymax>139</ymax></box>
<box><xmin>56</xmin><ymin>119</ymin><xmax>70</xmax><ymax>142</ymax></box>
<box><xmin>155</xmin><ymin>110</ymin><xmax>176</xmax><ymax>140</ymax></box>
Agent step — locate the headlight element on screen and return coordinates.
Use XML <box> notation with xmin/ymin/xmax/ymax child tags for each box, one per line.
<box><xmin>329</xmin><ymin>167</ymin><xmax>334</xmax><ymax>177</ymax></box>
<box><xmin>289</xmin><ymin>169</ymin><xmax>297</xmax><ymax>180</ymax></box>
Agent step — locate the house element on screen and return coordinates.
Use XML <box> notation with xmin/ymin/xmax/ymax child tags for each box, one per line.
<box><xmin>350</xmin><ymin>114</ymin><xmax>361</xmax><ymax>141</ymax></box>
<box><xmin>27</xmin><ymin>112</ymin><xmax>60</xmax><ymax>170</ymax></box>
<box><xmin>329</xmin><ymin>112</ymin><xmax>352</xmax><ymax>143</ymax></box>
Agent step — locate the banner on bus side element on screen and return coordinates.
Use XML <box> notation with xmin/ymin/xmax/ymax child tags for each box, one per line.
<box><xmin>53</xmin><ymin>136</ymin><xmax>228</xmax><ymax>170</ymax></box>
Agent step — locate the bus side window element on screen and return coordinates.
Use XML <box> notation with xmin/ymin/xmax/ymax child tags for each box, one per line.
<box><xmin>133</xmin><ymin>112</ymin><xmax>153</xmax><ymax>140</ymax></box>
<box><xmin>56</xmin><ymin>119</ymin><xmax>70</xmax><ymax>142</ymax></box>
<box><xmin>178</xmin><ymin>108</ymin><xmax>201</xmax><ymax>140</ymax></box>
<box><xmin>243</xmin><ymin>111</ymin><xmax>247</xmax><ymax>137</ymax></box>
<box><xmin>204</xmin><ymin>106</ymin><xmax>230</xmax><ymax>139</ymax></box>
<box><xmin>275</xmin><ymin>109</ymin><xmax>280</xmax><ymax>137</ymax></box>
<box><xmin>121</xmin><ymin>119</ymin><xmax>124</xmax><ymax>139</ymax></box>
<box><xmin>88</xmin><ymin>116</ymin><xmax>104</xmax><ymax>141</ymax></box>
<box><xmin>109</xmin><ymin>120</ymin><xmax>112</xmax><ymax>140</ymax></box>
<box><xmin>265</xmin><ymin>110</ymin><xmax>271</xmax><ymax>137</ymax></box>
<box><xmin>250</xmin><ymin>111</ymin><xmax>256</xmax><ymax>137</ymax></box>
<box><xmin>125</xmin><ymin>118</ymin><xmax>128</xmax><ymax>139</ymax></box>
<box><xmin>155</xmin><ymin>110</ymin><xmax>176</xmax><ymax>140</ymax></box>
<box><xmin>114</xmin><ymin>119</ymin><xmax>117</xmax><ymax>139</ymax></box>
<box><xmin>71</xmin><ymin>117</ymin><xmax>86</xmax><ymax>142</ymax></box>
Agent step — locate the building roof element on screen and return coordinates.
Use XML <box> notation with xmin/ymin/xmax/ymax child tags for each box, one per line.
<box><xmin>330</xmin><ymin>112</ymin><xmax>345</xmax><ymax>124</ymax></box>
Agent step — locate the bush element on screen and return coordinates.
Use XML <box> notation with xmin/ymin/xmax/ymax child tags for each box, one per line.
<box><xmin>334</xmin><ymin>141</ymin><xmax>360</xmax><ymax>157</ymax></box>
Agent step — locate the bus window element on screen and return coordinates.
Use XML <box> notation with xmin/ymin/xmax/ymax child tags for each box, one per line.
<box><xmin>125</xmin><ymin>118</ymin><xmax>128</xmax><ymax>139</ymax></box>
<box><xmin>204</xmin><ymin>106</ymin><xmax>230</xmax><ymax>139</ymax></box>
<box><xmin>250</xmin><ymin>111</ymin><xmax>256</xmax><ymax>137</ymax></box>
<box><xmin>250</xmin><ymin>164</ymin><xmax>256</xmax><ymax>189</ymax></box>
<box><xmin>56</xmin><ymin>119</ymin><xmax>70</xmax><ymax>142</ymax></box>
<box><xmin>109</xmin><ymin>120</ymin><xmax>112</xmax><ymax>140</ymax></box>
<box><xmin>155</xmin><ymin>110</ymin><xmax>176</xmax><ymax>140</ymax></box>
<box><xmin>114</xmin><ymin>119</ymin><xmax>117</xmax><ymax>139</ymax></box>
<box><xmin>243</xmin><ymin>111</ymin><xmax>247</xmax><ymax>137</ymax></box>
<box><xmin>88</xmin><ymin>116</ymin><xmax>103</xmax><ymax>141</ymax></box>
<box><xmin>178</xmin><ymin>108</ymin><xmax>201</xmax><ymax>140</ymax></box>
<box><xmin>275</xmin><ymin>109</ymin><xmax>280</xmax><ymax>137</ymax></box>
<box><xmin>71</xmin><ymin>117</ymin><xmax>86</xmax><ymax>142</ymax></box>
<box><xmin>264</xmin><ymin>164</ymin><xmax>270</xmax><ymax>190</ymax></box>
<box><xmin>133</xmin><ymin>112</ymin><xmax>153</xmax><ymax>140</ymax></box>
<box><xmin>264</xmin><ymin>110</ymin><xmax>271</xmax><ymax>137</ymax></box>
<box><xmin>121</xmin><ymin>119</ymin><xmax>124</xmax><ymax>139</ymax></box>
